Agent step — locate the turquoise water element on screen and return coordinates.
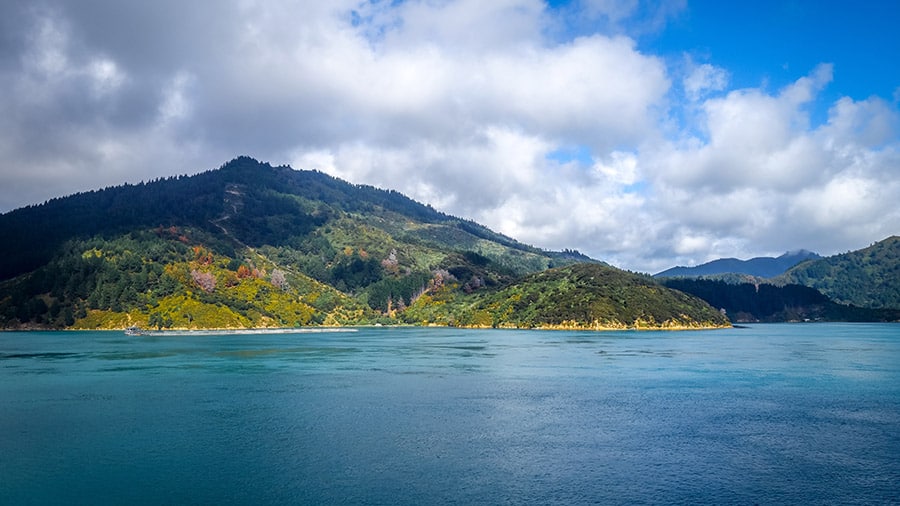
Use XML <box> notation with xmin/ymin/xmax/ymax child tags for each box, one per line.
<box><xmin>2</xmin><ymin>324</ymin><xmax>898</xmax><ymax>505</ymax></box>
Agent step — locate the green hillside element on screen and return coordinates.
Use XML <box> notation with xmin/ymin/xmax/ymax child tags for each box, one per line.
<box><xmin>778</xmin><ymin>236</ymin><xmax>900</xmax><ymax>309</ymax></box>
<box><xmin>465</xmin><ymin>264</ymin><xmax>731</xmax><ymax>329</ymax></box>
<box><xmin>0</xmin><ymin>157</ymin><xmax>588</xmax><ymax>282</ymax></box>
<box><xmin>0</xmin><ymin>157</ymin><xmax>726</xmax><ymax>330</ymax></box>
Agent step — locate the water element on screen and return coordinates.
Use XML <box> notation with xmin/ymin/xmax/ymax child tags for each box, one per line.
<box><xmin>2</xmin><ymin>324</ymin><xmax>898</xmax><ymax>505</ymax></box>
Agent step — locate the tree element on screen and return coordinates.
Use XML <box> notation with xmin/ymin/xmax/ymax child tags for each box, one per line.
<box><xmin>271</xmin><ymin>269</ymin><xmax>289</xmax><ymax>291</ymax></box>
<box><xmin>381</xmin><ymin>249</ymin><xmax>400</xmax><ymax>275</ymax></box>
<box><xmin>191</xmin><ymin>269</ymin><xmax>217</xmax><ymax>293</ymax></box>
<box><xmin>236</xmin><ymin>264</ymin><xmax>253</xmax><ymax>279</ymax></box>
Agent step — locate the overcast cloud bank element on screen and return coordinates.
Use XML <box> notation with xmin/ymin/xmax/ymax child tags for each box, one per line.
<box><xmin>1</xmin><ymin>0</ymin><xmax>897</xmax><ymax>272</ymax></box>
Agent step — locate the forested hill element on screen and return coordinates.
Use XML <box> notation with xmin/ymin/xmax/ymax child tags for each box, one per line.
<box><xmin>777</xmin><ymin>236</ymin><xmax>900</xmax><ymax>309</ymax></box>
<box><xmin>662</xmin><ymin>278</ymin><xmax>900</xmax><ymax>323</ymax></box>
<box><xmin>651</xmin><ymin>237</ymin><xmax>899</xmax><ymax>318</ymax></box>
<box><xmin>0</xmin><ymin>156</ymin><xmax>588</xmax><ymax>282</ymax></box>
<box><xmin>7</xmin><ymin>156</ymin><xmax>729</xmax><ymax>331</ymax></box>
<box><xmin>2</xmin><ymin>157</ymin><xmax>895</xmax><ymax>329</ymax></box>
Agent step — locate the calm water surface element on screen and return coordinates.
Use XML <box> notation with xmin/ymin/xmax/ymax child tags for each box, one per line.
<box><xmin>2</xmin><ymin>324</ymin><xmax>898</xmax><ymax>505</ymax></box>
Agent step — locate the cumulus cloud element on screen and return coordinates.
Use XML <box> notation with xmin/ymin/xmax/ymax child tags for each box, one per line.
<box><xmin>640</xmin><ymin>66</ymin><xmax>900</xmax><ymax>270</ymax></box>
<box><xmin>0</xmin><ymin>0</ymin><xmax>896</xmax><ymax>272</ymax></box>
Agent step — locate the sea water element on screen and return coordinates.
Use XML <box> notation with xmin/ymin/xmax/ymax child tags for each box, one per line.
<box><xmin>1</xmin><ymin>324</ymin><xmax>898</xmax><ymax>505</ymax></box>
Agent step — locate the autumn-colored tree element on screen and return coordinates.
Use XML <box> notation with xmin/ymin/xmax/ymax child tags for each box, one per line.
<box><xmin>192</xmin><ymin>246</ymin><xmax>213</xmax><ymax>265</ymax></box>
<box><xmin>236</xmin><ymin>264</ymin><xmax>253</xmax><ymax>279</ymax></box>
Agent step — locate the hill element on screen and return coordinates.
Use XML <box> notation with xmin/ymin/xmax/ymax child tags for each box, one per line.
<box><xmin>0</xmin><ymin>157</ymin><xmax>723</xmax><ymax>330</ymax></box>
<box><xmin>662</xmin><ymin>278</ymin><xmax>900</xmax><ymax>323</ymax></box>
<box><xmin>0</xmin><ymin>156</ymin><xmax>589</xmax><ymax>282</ymax></box>
<box><xmin>777</xmin><ymin>236</ymin><xmax>900</xmax><ymax>309</ymax></box>
<box><xmin>654</xmin><ymin>250</ymin><xmax>821</xmax><ymax>278</ymax></box>
<box><xmin>465</xmin><ymin>264</ymin><xmax>730</xmax><ymax>329</ymax></box>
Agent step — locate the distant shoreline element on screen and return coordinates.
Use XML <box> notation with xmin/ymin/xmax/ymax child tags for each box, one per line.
<box><xmin>0</xmin><ymin>325</ymin><xmax>359</xmax><ymax>334</ymax></box>
<box><xmin>3</xmin><ymin>322</ymin><xmax>739</xmax><ymax>333</ymax></box>
<box><xmin>123</xmin><ymin>327</ymin><xmax>358</xmax><ymax>336</ymax></box>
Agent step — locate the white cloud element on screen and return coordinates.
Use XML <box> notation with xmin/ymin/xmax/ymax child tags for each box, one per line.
<box><xmin>792</xmin><ymin>175</ymin><xmax>878</xmax><ymax>228</ymax></box>
<box><xmin>649</xmin><ymin>65</ymin><xmax>835</xmax><ymax>191</ymax></box>
<box><xmin>683</xmin><ymin>60</ymin><xmax>728</xmax><ymax>102</ymax></box>
<box><xmin>821</xmin><ymin>95</ymin><xmax>899</xmax><ymax>148</ymax></box>
<box><xmin>636</xmin><ymin>65</ymin><xmax>900</xmax><ymax>270</ymax></box>
<box><xmin>379</xmin><ymin>0</ymin><xmax>546</xmax><ymax>53</ymax></box>
<box><xmin>593</xmin><ymin>151</ymin><xmax>639</xmax><ymax>186</ymax></box>
<box><xmin>0</xmin><ymin>1</ymin><xmax>896</xmax><ymax>273</ymax></box>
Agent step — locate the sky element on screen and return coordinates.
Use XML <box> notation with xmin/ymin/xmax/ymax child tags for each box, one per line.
<box><xmin>1</xmin><ymin>0</ymin><xmax>898</xmax><ymax>273</ymax></box>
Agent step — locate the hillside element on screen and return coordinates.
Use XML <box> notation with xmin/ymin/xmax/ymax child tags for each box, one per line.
<box><xmin>0</xmin><ymin>157</ymin><xmax>724</xmax><ymax>330</ymax></box>
<box><xmin>0</xmin><ymin>157</ymin><xmax>589</xmax><ymax>282</ymax></box>
<box><xmin>654</xmin><ymin>250</ymin><xmax>820</xmax><ymax>278</ymax></box>
<box><xmin>465</xmin><ymin>264</ymin><xmax>730</xmax><ymax>329</ymax></box>
<box><xmin>777</xmin><ymin>236</ymin><xmax>900</xmax><ymax>309</ymax></box>
<box><xmin>662</xmin><ymin>278</ymin><xmax>900</xmax><ymax>323</ymax></box>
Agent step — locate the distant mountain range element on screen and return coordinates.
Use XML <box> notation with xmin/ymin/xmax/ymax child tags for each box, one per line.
<box><xmin>655</xmin><ymin>250</ymin><xmax>821</xmax><ymax>278</ymax></box>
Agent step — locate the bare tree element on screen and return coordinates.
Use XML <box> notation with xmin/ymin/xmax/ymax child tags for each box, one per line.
<box><xmin>381</xmin><ymin>249</ymin><xmax>399</xmax><ymax>275</ymax></box>
<box><xmin>270</xmin><ymin>269</ymin><xmax>289</xmax><ymax>291</ymax></box>
<box><xmin>191</xmin><ymin>270</ymin><xmax>217</xmax><ymax>293</ymax></box>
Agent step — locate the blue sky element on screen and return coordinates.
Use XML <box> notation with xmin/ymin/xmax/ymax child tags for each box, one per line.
<box><xmin>0</xmin><ymin>0</ymin><xmax>897</xmax><ymax>272</ymax></box>
<box><xmin>648</xmin><ymin>1</ymin><xmax>899</xmax><ymax>106</ymax></box>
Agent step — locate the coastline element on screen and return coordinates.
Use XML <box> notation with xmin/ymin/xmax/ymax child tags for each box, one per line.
<box><xmin>123</xmin><ymin>326</ymin><xmax>358</xmax><ymax>336</ymax></box>
<box><xmin>3</xmin><ymin>322</ymin><xmax>734</xmax><ymax>333</ymax></box>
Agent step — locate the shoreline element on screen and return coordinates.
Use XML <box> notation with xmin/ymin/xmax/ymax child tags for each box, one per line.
<box><xmin>123</xmin><ymin>327</ymin><xmax>358</xmax><ymax>336</ymax></box>
<box><xmin>3</xmin><ymin>323</ymin><xmax>735</xmax><ymax>333</ymax></box>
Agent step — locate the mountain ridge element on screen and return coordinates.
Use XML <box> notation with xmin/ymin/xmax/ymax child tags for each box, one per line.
<box><xmin>654</xmin><ymin>250</ymin><xmax>822</xmax><ymax>278</ymax></box>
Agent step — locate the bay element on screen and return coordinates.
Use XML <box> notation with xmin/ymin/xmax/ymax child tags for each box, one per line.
<box><xmin>1</xmin><ymin>324</ymin><xmax>898</xmax><ymax>505</ymax></box>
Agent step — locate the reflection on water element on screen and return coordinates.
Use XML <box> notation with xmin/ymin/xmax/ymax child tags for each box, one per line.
<box><xmin>1</xmin><ymin>324</ymin><xmax>898</xmax><ymax>505</ymax></box>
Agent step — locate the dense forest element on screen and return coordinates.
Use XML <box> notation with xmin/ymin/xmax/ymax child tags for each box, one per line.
<box><xmin>777</xmin><ymin>236</ymin><xmax>900</xmax><ymax>309</ymax></box>
<box><xmin>653</xmin><ymin>237</ymin><xmax>900</xmax><ymax>311</ymax></box>
<box><xmin>663</xmin><ymin>278</ymin><xmax>900</xmax><ymax>322</ymax></box>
